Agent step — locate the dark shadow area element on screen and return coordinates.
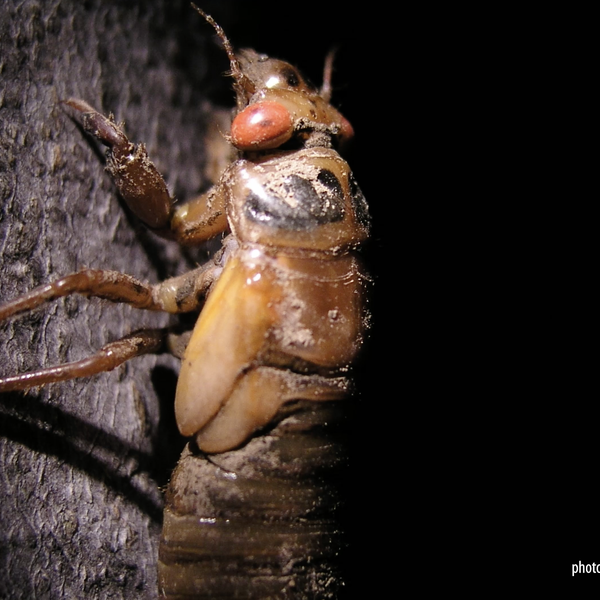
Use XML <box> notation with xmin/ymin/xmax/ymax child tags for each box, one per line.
<box><xmin>0</xmin><ymin>360</ymin><xmax>186</xmax><ymax>525</ymax></box>
<box><xmin>150</xmin><ymin>364</ymin><xmax>187</xmax><ymax>488</ymax></box>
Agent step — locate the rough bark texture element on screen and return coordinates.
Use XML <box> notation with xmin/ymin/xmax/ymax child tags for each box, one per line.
<box><xmin>0</xmin><ymin>2</ymin><xmax>383</xmax><ymax>598</ymax></box>
<box><xmin>0</xmin><ymin>2</ymin><xmax>213</xmax><ymax>598</ymax></box>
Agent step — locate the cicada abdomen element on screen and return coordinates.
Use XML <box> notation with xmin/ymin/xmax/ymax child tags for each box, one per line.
<box><xmin>159</xmin><ymin>402</ymin><xmax>350</xmax><ymax>598</ymax></box>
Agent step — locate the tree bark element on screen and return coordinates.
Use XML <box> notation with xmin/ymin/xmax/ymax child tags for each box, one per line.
<box><xmin>0</xmin><ymin>2</ymin><xmax>211</xmax><ymax>597</ymax></box>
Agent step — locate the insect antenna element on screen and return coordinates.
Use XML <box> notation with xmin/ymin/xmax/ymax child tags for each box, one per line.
<box><xmin>191</xmin><ymin>3</ymin><xmax>256</xmax><ymax>109</ymax></box>
<box><xmin>320</xmin><ymin>47</ymin><xmax>338</xmax><ymax>103</ymax></box>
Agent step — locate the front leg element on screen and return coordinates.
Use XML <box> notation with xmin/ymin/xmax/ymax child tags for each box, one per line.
<box><xmin>65</xmin><ymin>99</ymin><xmax>229</xmax><ymax>243</ymax></box>
<box><xmin>65</xmin><ymin>98</ymin><xmax>173</xmax><ymax>231</ymax></box>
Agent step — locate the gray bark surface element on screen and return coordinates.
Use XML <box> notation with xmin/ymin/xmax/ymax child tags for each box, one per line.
<box><xmin>0</xmin><ymin>1</ymin><xmax>211</xmax><ymax>597</ymax></box>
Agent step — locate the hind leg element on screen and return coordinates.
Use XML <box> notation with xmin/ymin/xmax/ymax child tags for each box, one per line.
<box><xmin>0</xmin><ymin>263</ymin><xmax>218</xmax><ymax>391</ymax></box>
<box><xmin>195</xmin><ymin>366</ymin><xmax>349</xmax><ymax>453</ymax></box>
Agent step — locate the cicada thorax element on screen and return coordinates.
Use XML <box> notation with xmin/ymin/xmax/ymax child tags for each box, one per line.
<box><xmin>226</xmin><ymin>147</ymin><xmax>369</xmax><ymax>250</ymax></box>
<box><xmin>175</xmin><ymin>147</ymin><xmax>370</xmax><ymax>453</ymax></box>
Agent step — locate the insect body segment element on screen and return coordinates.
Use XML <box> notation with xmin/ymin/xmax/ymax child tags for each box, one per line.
<box><xmin>0</xmin><ymin>10</ymin><xmax>370</xmax><ymax>454</ymax></box>
<box><xmin>177</xmin><ymin>241</ymin><xmax>367</xmax><ymax>453</ymax></box>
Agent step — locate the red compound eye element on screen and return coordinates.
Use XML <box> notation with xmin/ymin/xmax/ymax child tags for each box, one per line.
<box><xmin>231</xmin><ymin>101</ymin><xmax>293</xmax><ymax>150</ymax></box>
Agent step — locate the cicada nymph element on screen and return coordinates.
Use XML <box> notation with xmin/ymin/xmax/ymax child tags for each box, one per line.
<box><xmin>0</xmin><ymin>6</ymin><xmax>370</xmax><ymax>598</ymax></box>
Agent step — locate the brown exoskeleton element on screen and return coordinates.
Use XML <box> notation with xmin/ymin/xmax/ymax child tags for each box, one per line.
<box><xmin>0</xmin><ymin>7</ymin><xmax>370</xmax><ymax>455</ymax></box>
